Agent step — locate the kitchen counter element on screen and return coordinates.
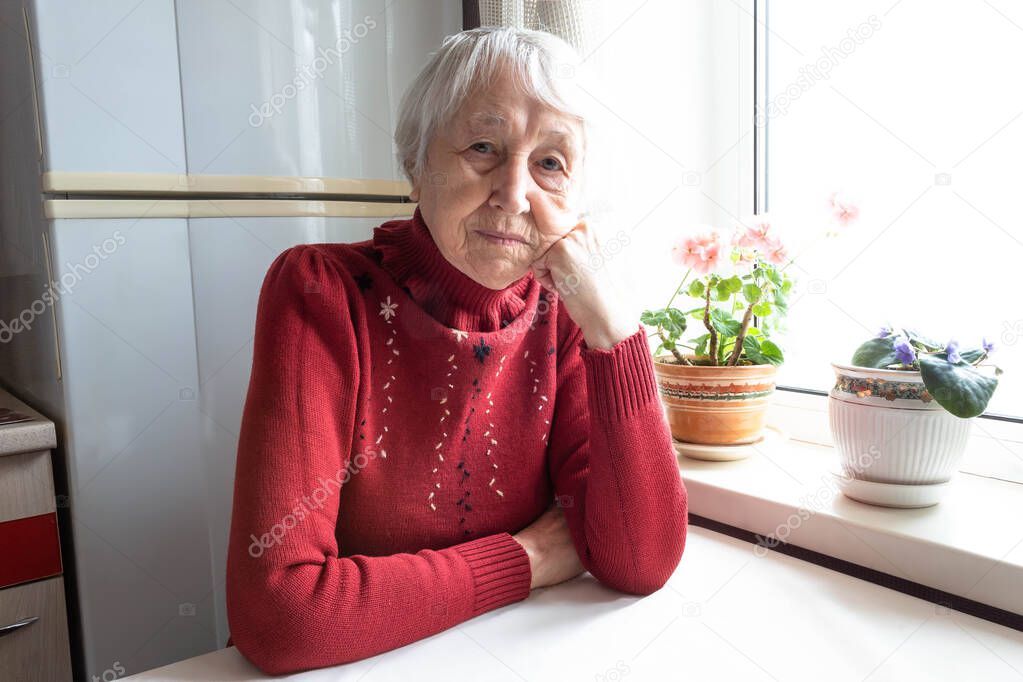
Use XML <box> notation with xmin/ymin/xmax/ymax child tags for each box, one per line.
<box><xmin>0</xmin><ymin>386</ymin><xmax>73</xmax><ymax>681</ymax></box>
<box><xmin>125</xmin><ymin>525</ymin><xmax>1023</xmax><ymax>681</ymax></box>
<box><xmin>0</xmin><ymin>389</ymin><xmax>56</xmax><ymax>456</ymax></box>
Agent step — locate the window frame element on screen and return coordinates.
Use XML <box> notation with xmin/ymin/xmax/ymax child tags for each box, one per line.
<box><xmin>752</xmin><ymin>0</ymin><xmax>1023</xmax><ymax>484</ymax></box>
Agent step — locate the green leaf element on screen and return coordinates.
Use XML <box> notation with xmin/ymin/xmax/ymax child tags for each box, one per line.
<box><xmin>742</xmin><ymin>283</ymin><xmax>762</xmax><ymax>304</ymax></box>
<box><xmin>708</xmin><ymin>308</ymin><xmax>741</xmax><ymax>338</ymax></box>
<box><xmin>918</xmin><ymin>353</ymin><xmax>998</xmax><ymax>419</ymax></box>
<box><xmin>640</xmin><ymin>309</ymin><xmax>666</xmax><ymax>327</ymax></box>
<box><xmin>959</xmin><ymin>348</ymin><xmax>985</xmax><ymax>364</ymax></box>
<box><xmin>742</xmin><ymin>336</ymin><xmax>784</xmax><ymax>365</ymax></box>
<box><xmin>688</xmin><ymin>280</ymin><xmax>706</xmax><ymax>298</ymax></box>
<box><xmin>759</xmin><ymin>339</ymin><xmax>785</xmax><ymax>365</ymax></box>
<box><xmin>642</xmin><ymin>308</ymin><xmax>688</xmax><ymax>340</ymax></box>
<box><xmin>693</xmin><ymin>333</ymin><xmax>710</xmax><ymax>357</ymax></box>
<box><xmin>929</xmin><ymin>347</ymin><xmax>987</xmax><ymax>366</ymax></box>
<box><xmin>742</xmin><ymin>335</ymin><xmax>766</xmax><ymax>364</ymax></box>
<box><xmin>902</xmin><ymin>328</ymin><xmax>942</xmax><ymax>351</ymax></box>
<box><xmin>714</xmin><ymin>282</ymin><xmax>731</xmax><ymax>301</ymax></box>
<box><xmin>773</xmin><ymin>288</ymin><xmax>788</xmax><ymax>313</ymax></box>
<box><xmin>662</xmin><ymin>308</ymin><xmax>688</xmax><ymax>337</ymax></box>
<box><xmin>724</xmin><ymin>275</ymin><xmax>743</xmax><ymax>294</ymax></box>
<box><xmin>852</xmin><ymin>336</ymin><xmax>898</xmax><ymax>368</ymax></box>
<box><xmin>752</xmin><ymin>301</ymin><xmax>772</xmax><ymax>317</ymax></box>
<box><xmin>765</xmin><ymin>266</ymin><xmax>782</xmax><ymax>287</ymax></box>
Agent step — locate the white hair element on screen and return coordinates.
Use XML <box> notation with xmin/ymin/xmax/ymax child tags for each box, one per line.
<box><xmin>394</xmin><ymin>26</ymin><xmax>605</xmax><ymax>211</ymax></box>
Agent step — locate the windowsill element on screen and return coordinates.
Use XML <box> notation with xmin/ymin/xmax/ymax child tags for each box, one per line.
<box><xmin>677</xmin><ymin>422</ymin><xmax>1023</xmax><ymax>618</ymax></box>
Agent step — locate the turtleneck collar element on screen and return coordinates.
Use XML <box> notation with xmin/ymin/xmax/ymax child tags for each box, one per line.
<box><xmin>372</xmin><ymin>206</ymin><xmax>538</xmax><ymax>332</ymax></box>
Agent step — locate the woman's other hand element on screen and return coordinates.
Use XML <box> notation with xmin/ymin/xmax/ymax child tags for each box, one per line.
<box><xmin>512</xmin><ymin>501</ymin><xmax>586</xmax><ymax>590</ymax></box>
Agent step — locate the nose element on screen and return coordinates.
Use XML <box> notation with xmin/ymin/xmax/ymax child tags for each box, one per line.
<box><xmin>488</xmin><ymin>153</ymin><xmax>532</xmax><ymax>215</ymax></box>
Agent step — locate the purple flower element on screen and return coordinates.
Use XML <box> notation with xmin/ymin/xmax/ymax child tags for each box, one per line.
<box><xmin>893</xmin><ymin>336</ymin><xmax>916</xmax><ymax>365</ymax></box>
<box><xmin>877</xmin><ymin>325</ymin><xmax>893</xmax><ymax>338</ymax></box>
<box><xmin>983</xmin><ymin>337</ymin><xmax>995</xmax><ymax>354</ymax></box>
<box><xmin>945</xmin><ymin>339</ymin><xmax>961</xmax><ymax>364</ymax></box>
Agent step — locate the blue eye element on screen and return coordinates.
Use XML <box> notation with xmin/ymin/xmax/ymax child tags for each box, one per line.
<box><xmin>470</xmin><ymin>142</ymin><xmax>494</xmax><ymax>154</ymax></box>
<box><xmin>539</xmin><ymin>157</ymin><xmax>563</xmax><ymax>171</ymax></box>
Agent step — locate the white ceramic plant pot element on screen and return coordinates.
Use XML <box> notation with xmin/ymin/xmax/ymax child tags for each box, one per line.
<box><xmin>828</xmin><ymin>363</ymin><xmax>972</xmax><ymax>488</ymax></box>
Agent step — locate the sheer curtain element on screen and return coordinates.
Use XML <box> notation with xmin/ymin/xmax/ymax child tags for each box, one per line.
<box><xmin>476</xmin><ymin>0</ymin><xmax>598</xmax><ymax>55</ymax></box>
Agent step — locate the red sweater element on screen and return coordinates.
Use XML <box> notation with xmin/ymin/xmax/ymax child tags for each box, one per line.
<box><xmin>225</xmin><ymin>207</ymin><xmax>688</xmax><ymax>675</ymax></box>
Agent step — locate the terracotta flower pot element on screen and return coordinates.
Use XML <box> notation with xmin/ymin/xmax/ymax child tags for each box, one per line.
<box><xmin>652</xmin><ymin>355</ymin><xmax>778</xmax><ymax>445</ymax></box>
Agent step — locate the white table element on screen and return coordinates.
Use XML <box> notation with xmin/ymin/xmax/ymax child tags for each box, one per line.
<box><xmin>125</xmin><ymin>526</ymin><xmax>1023</xmax><ymax>681</ymax></box>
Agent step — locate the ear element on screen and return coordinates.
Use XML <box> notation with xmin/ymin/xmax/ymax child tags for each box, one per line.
<box><xmin>406</xmin><ymin>162</ymin><xmax>420</xmax><ymax>202</ymax></box>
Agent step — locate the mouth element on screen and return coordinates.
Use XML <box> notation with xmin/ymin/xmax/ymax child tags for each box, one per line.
<box><xmin>475</xmin><ymin>229</ymin><xmax>529</xmax><ymax>247</ymax></box>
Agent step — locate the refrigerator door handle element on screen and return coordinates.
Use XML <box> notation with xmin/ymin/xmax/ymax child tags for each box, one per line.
<box><xmin>0</xmin><ymin>616</ymin><xmax>40</xmax><ymax>638</ymax></box>
<box><xmin>40</xmin><ymin>230</ymin><xmax>63</xmax><ymax>381</ymax></box>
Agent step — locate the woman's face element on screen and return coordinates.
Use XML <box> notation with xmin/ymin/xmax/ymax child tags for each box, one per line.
<box><xmin>410</xmin><ymin>69</ymin><xmax>586</xmax><ymax>289</ymax></box>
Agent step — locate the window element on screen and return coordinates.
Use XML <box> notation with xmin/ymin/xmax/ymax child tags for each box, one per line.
<box><xmin>760</xmin><ymin>0</ymin><xmax>1023</xmax><ymax>425</ymax></box>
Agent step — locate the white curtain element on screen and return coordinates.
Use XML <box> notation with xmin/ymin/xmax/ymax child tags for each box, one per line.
<box><xmin>477</xmin><ymin>0</ymin><xmax>599</xmax><ymax>56</ymax></box>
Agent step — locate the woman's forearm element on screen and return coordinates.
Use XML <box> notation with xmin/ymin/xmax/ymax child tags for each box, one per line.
<box><xmin>547</xmin><ymin>326</ymin><xmax>689</xmax><ymax>595</ymax></box>
<box><xmin>227</xmin><ymin>530</ymin><xmax>530</xmax><ymax>674</ymax></box>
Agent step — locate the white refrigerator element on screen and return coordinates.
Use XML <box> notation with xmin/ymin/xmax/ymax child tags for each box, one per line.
<box><xmin>0</xmin><ymin>0</ymin><xmax>461</xmax><ymax>677</ymax></box>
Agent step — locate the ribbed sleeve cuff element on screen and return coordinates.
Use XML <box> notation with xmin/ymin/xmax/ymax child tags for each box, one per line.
<box><xmin>453</xmin><ymin>532</ymin><xmax>532</xmax><ymax>615</ymax></box>
<box><xmin>580</xmin><ymin>325</ymin><xmax>660</xmax><ymax>422</ymax></box>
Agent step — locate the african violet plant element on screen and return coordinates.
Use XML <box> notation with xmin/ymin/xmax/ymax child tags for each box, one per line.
<box><xmin>640</xmin><ymin>216</ymin><xmax>793</xmax><ymax>367</ymax></box>
<box><xmin>850</xmin><ymin>326</ymin><xmax>1001</xmax><ymax>418</ymax></box>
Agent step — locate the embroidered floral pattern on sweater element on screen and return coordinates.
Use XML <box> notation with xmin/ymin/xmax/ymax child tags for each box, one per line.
<box><xmin>379</xmin><ymin>296</ymin><xmax>398</xmax><ymax>322</ymax></box>
<box><xmin>431</xmin><ymin>333</ymin><xmax>510</xmax><ymax>536</ymax></box>
<box><xmin>354</xmin><ymin>271</ymin><xmax>373</xmax><ymax>292</ymax></box>
<box><xmin>374</xmin><ymin>292</ymin><xmax>401</xmax><ymax>460</ymax></box>
<box><xmin>468</xmin><ymin>373</ymin><xmax>504</xmax><ymax>515</ymax></box>
<box><xmin>427</xmin><ymin>352</ymin><xmax>460</xmax><ymax>512</ymax></box>
<box><xmin>473</xmin><ymin>337</ymin><xmax>492</xmax><ymax>363</ymax></box>
<box><xmin>455</xmin><ymin>457</ymin><xmax>474</xmax><ymax>535</ymax></box>
<box><xmin>523</xmin><ymin>349</ymin><xmax>551</xmax><ymax>442</ymax></box>
<box><xmin>359</xmin><ymin>253</ymin><xmax>536</xmax><ymax>535</ymax></box>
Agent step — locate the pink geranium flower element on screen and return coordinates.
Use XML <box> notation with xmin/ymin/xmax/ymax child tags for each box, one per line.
<box><xmin>828</xmin><ymin>191</ymin><xmax>860</xmax><ymax>230</ymax></box>
<box><xmin>732</xmin><ymin>214</ymin><xmax>788</xmax><ymax>266</ymax></box>
<box><xmin>672</xmin><ymin>228</ymin><xmax>723</xmax><ymax>275</ymax></box>
<box><xmin>761</xmin><ymin>236</ymin><xmax>789</xmax><ymax>266</ymax></box>
<box><xmin>734</xmin><ymin>215</ymin><xmax>774</xmax><ymax>251</ymax></box>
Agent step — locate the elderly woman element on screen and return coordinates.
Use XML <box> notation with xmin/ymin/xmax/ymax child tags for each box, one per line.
<box><xmin>225</xmin><ymin>26</ymin><xmax>687</xmax><ymax>675</ymax></box>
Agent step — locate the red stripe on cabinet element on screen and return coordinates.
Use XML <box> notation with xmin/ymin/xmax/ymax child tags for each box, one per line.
<box><xmin>0</xmin><ymin>512</ymin><xmax>62</xmax><ymax>589</ymax></box>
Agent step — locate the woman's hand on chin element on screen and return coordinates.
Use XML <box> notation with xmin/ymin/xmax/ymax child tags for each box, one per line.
<box><xmin>528</xmin><ymin>198</ymin><xmax>637</xmax><ymax>349</ymax></box>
